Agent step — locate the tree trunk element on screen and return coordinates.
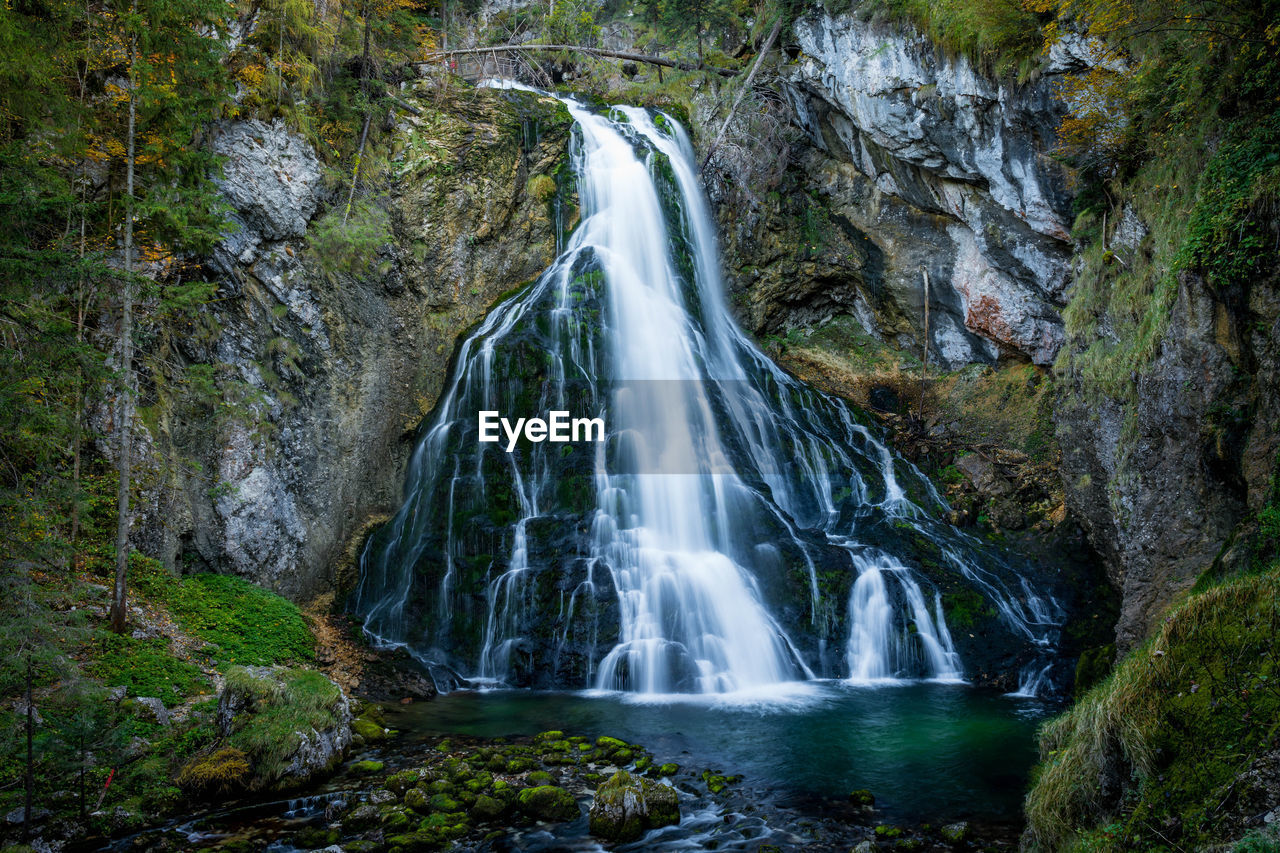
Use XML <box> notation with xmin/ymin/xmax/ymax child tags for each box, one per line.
<box><xmin>700</xmin><ymin>18</ymin><xmax>782</xmax><ymax>171</ymax></box>
<box><xmin>110</xmin><ymin>15</ymin><xmax>138</xmax><ymax>635</ymax></box>
<box><xmin>23</xmin><ymin>661</ymin><xmax>33</xmax><ymax>841</ymax></box>
<box><xmin>420</xmin><ymin>44</ymin><xmax>739</xmax><ymax>77</ymax></box>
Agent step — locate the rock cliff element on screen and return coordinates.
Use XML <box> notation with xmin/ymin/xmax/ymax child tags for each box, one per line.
<box><xmin>130</xmin><ymin>85</ymin><xmax>574</xmax><ymax>602</ymax></box>
<box><xmin>716</xmin><ymin>6</ymin><xmax>1076</xmax><ymax>368</ymax></box>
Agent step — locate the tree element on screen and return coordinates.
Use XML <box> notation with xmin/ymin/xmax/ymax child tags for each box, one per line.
<box><xmin>99</xmin><ymin>0</ymin><xmax>233</xmax><ymax>633</ymax></box>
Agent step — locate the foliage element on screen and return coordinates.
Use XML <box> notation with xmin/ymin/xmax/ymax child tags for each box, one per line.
<box><xmin>307</xmin><ymin>196</ymin><xmax>393</xmax><ymax>278</ymax></box>
<box><xmin>854</xmin><ymin>0</ymin><xmax>1048</xmax><ymax>79</ymax></box>
<box><xmin>222</xmin><ymin>666</ymin><xmax>343</xmax><ymax>785</ymax></box>
<box><xmin>174</xmin><ymin>745</ymin><xmax>251</xmax><ymax>793</ymax></box>
<box><xmin>1025</xmin><ymin>570</ymin><xmax>1280</xmax><ymax>851</ymax></box>
<box><xmin>87</xmin><ymin>633</ymin><xmax>211</xmax><ymax>706</ymax></box>
<box><xmin>162</xmin><ymin>573</ymin><xmax>315</xmax><ymax>667</ymax></box>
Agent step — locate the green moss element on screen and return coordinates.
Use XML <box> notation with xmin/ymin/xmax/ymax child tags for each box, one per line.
<box><xmin>164</xmin><ymin>574</ymin><xmax>314</xmax><ymax>666</ymax></box>
<box><xmin>517</xmin><ymin>785</ymin><xmax>578</xmax><ymax>822</ymax></box>
<box><xmin>1025</xmin><ymin>571</ymin><xmax>1280</xmax><ymax>851</ymax></box>
<box><xmin>174</xmin><ymin>746</ymin><xmax>251</xmax><ymax>794</ymax></box>
<box><xmin>353</xmin><ymin>760</ymin><xmax>385</xmax><ymax>773</ymax></box>
<box><xmin>657</xmin><ymin>762</ymin><xmax>679</xmax><ymax>776</ymax></box>
<box><xmin>848</xmin><ymin>789</ymin><xmax>875</xmax><ymax>807</ymax></box>
<box><xmin>353</xmin><ymin>715</ymin><xmax>388</xmax><ymax>742</ymax></box>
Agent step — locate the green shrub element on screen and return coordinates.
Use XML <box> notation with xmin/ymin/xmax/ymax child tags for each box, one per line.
<box><xmin>307</xmin><ymin>198</ymin><xmax>391</xmax><ymax>278</ymax></box>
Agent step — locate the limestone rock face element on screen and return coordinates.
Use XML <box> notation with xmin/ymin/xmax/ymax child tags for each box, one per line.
<box><xmin>128</xmin><ymin>86</ymin><xmax>573</xmax><ymax>602</ymax></box>
<box><xmin>710</xmin><ymin>2</ymin><xmax>1077</xmax><ymax>368</ymax></box>
<box><xmin>588</xmin><ymin>771</ymin><xmax>680</xmax><ymax>842</ymax></box>
<box><xmin>211</xmin><ymin>118</ymin><xmax>322</xmax><ymax>264</ymax></box>
<box><xmin>1056</xmin><ymin>269</ymin><xmax>1280</xmax><ymax>650</ymax></box>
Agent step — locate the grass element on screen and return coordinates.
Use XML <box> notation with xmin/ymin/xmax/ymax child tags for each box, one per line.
<box><xmin>220</xmin><ymin>666</ymin><xmax>345</xmax><ymax>786</ymax></box>
<box><xmin>1025</xmin><ymin>570</ymin><xmax>1280</xmax><ymax>851</ymax></box>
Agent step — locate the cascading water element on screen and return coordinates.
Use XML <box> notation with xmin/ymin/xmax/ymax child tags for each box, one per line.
<box><xmin>351</xmin><ymin>83</ymin><xmax>1062</xmax><ymax>695</ymax></box>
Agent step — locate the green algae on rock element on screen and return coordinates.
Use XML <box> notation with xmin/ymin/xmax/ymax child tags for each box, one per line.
<box><xmin>588</xmin><ymin>770</ymin><xmax>680</xmax><ymax>842</ymax></box>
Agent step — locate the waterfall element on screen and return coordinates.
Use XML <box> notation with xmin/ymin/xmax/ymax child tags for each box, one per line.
<box><xmin>350</xmin><ymin>83</ymin><xmax>1060</xmax><ymax>695</ymax></box>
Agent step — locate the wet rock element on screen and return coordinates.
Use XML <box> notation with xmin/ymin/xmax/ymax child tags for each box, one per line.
<box><xmin>588</xmin><ymin>770</ymin><xmax>680</xmax><ymax>842</ymax></box>
<box><xmin>517</xmin><ymin>785</ymin><xmax>578</xmax><ymax>822</ymax></box>
<box><xmin>954</xmin><ymin>453</ymin><xmax>1012</xmax><ymax>497</ymax></box>
<box><xmin>940</xmin><ymin>821</ymin><xmax>969</xmax><ymax>843</ymax></box>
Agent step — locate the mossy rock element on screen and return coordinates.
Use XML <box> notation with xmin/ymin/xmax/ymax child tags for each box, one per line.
<box><xmin>386</xmin><ymin>830</ymin><xmax>443</xmax><ymax>853</ymax></box>
<box><xmin>633</xmin><ymin>755</ymin><xmax>652</xmax><ymax>772</ymax></box>
<box><xmin>517</xmin><ymin>785</ymin><xmax>579</xmax><ymax>822</ymax></box>
<box><xmin>588</xmin><ymin>770</ymin><xmax>680</xmax><ymax>842</ymax></box>
<box><xmin>939</xmin><ymin>821</ymin><xmax>969</xmax><ymax>843</ymax></box>
<box><xmin>465</xmin><ymin>770</ymin><xmax>493</xmax><ymax>792</ymax></box>
<box><xmin>506</xmin><ymin>757</ymin><xmax>536</xmax><ymax>773</ymax></box>
<box><xmin>404</xmin><ymin>787</ymin><xmax>430</xmax><ymax>813</ymax></box>
<box><xmin>353</xmin><ymin>715</ymin><xmax>389</xmax><ymax>742</ymax></box>
<box><xmin>700</xmin><ymin>769</ymin><xmax>742</xmax><ymax>794</ymax></box>
<box><xmin>534</xmin><ymin>730</ymin><xmax>565</xmax><ymax>742</ymax></box>
<box><xmin>595</xmin><ymin>735</ymin><xmax>628</xmax><ymax>752</ymax></box>
<box><xmin>379</xmin><ymin>805</ymin><xmax>415</xmax><ymax>833</ymax></box>
<box><xmin>428</xmin><ymin>793</ymin><xmax>461</xmax><ymax>812</ymax></box>
<box><xmin>849</xmin><ymin>789</ymin><xmax>875</xmax><ymax>807</ymax></box>
<box><xmin>613</xmin><ymin>748</ymin><xmax>634</xmax><ymax>763</ymax></box>
<box><xmin>294</xmin><ymin>826</ymin><xmax>339</xmax><ymax>848</ymax></box>
<box><xmin>427</xmin><ymin>779</ymin><xmax>455</xmax><ymax>795</ymax></box>
<box><xmin>175</xmin><ymin>746</ymin><xmax>250</xmax><ymax>794</ymax></box>
<box><xmin>875</xmin><ymin>824</ymin><xmax>902</xmax><ymax>838</ymax></box>
<box><xmin>352</xmin><ymin>759</ymin><xmax>385</xmax><ymax>773</ymax></box>
<box><xmin>895</xmin><ymin>839</ymin><xmax>923</xmax><ymax>851</ymax></box>
<box><xmin>657</xmin><ymin>763</ymin><xmax>679</xmax><ymax>777</ymax></box>
<box><xmin>386</xmin><ymin>769</ymin><xmax>422</xmax><ymax>795</ymax></box>
<box><xmin>526</xmin><ymin>770</ymin><xmax>555</xmax><ymax>787</ymax></box>
<box><xmin>472</xmin><ymin>794</ymin><xmax>506</xmax><ymax>820</ymax></box>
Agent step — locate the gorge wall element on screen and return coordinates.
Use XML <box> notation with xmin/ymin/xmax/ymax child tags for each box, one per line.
<box><xmin>119</xmin><ymin>3</ymin><xmax>1279</xmax><ymax>664</ymax></box>
<box><xmin>128</xmin><ymin>85</ymin><xmax>574</xmax><ymax>603</ymax></box>
<box><xmin>703</xmin><ymin>5</ymin><xmax>1280</xmax><ymax>654</ymax></box>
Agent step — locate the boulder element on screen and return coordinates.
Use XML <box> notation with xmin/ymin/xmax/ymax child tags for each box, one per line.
<box><xmin>517</xmin><ymin>785</ymin><xmax>579</xmax><ymax>822</ymax></box>
<box><xmin>588</xmin><ymin>770</ymin><xmax>680</xmax><ymax>842</ymax></box>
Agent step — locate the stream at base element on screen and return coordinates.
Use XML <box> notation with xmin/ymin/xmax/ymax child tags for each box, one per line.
<box><xmin>388</xmin><ymin>683</ymin><xmax>1051</xmax><ymax>826</ymax></box>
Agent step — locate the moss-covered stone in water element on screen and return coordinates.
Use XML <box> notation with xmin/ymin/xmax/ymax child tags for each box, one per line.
<box><xmin>404</xmin><ymin>787</ymin><xmax>429</xmax><ymax>813</ymax></box>
<box><xmin>526</xmin><ymin>770</ymin><xmax>555</xmax><ymax>786</ymax></box>
<box><xmin>353</xmin><ymin>759</ymin><xmax>385</xmax><ymax>773</ymax></box>
<box><xmin>588</xmin><ymin>770</ymin><xmax>680</xmax><ymax>842</ymax></box>
<box><xmin>535</xmin><ymin>730</ymin><xmax>565</xmax><ymax>742</ymax></box>
<box><xmin>427</xmin><ymin>779</ymin><xmax>454</xmax><ymax>795</ymax></box>
<box><xmin>385</xmin><ymin>830</ymin><xmax>441</xmax><ymax>853</ymax></box>
<box><xmin>294</xmin><ymin>826</ymin><xmax>339</xmax><ymax>848</ymax></box>
<box><xmin>506</xmin><ymin>757</ymin><xmax>535</xmax><ymax>773</ymax></box>
<box><xmin>465</xmin><ymin>770</ymin><xmax>493</xmax><ymax>792</ymax></box>
<box><xmin>848</xmin><ymin>789</ymin><xmax>875</xmax><ymax>807</ymax></box>
<box><xmin>517</xmin><ymin>785</ymin><xmax>579</xmax><ymax>822</ymax></box>
<box><xmin>658</xmin><ymin>763</ymin><xmax>679</xmax><ymax>776</ymax></box>
<box><xmin>353</xmin><ymin>715</ymin><xmax>388</xmax><ymax>742</ymax></box>
<box><xmin>386</xmin><ymin>769</ymin><xmax>421</xmax><ymax>795</ymax></box>
<box><xmin>938</xmin><ymin>821</ymin><xmax>969</xmax><ymax>843</ymax></box>
<box><xmin>596</xmin><ymin>735</ymin><xmax>627</xmax><ymax>752</ymax></box>
<box><xmin>472</xmin><ymin>794</ymin><xmax>506</xmax><ymax>820</ymax></box>
<box><xmin>380</xmin><ymin>806</ymin><xmax>414</xmax><ymax>833</ymax></box>
<box><xmin>700</xmin><ymin>769</ymin><xmax>742</xmax><ymax>794</ymax></box>
<box><xmin>875</xmin><ymin>825</ymin><xmax>902</xmax><ymax>838</ymax></box>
